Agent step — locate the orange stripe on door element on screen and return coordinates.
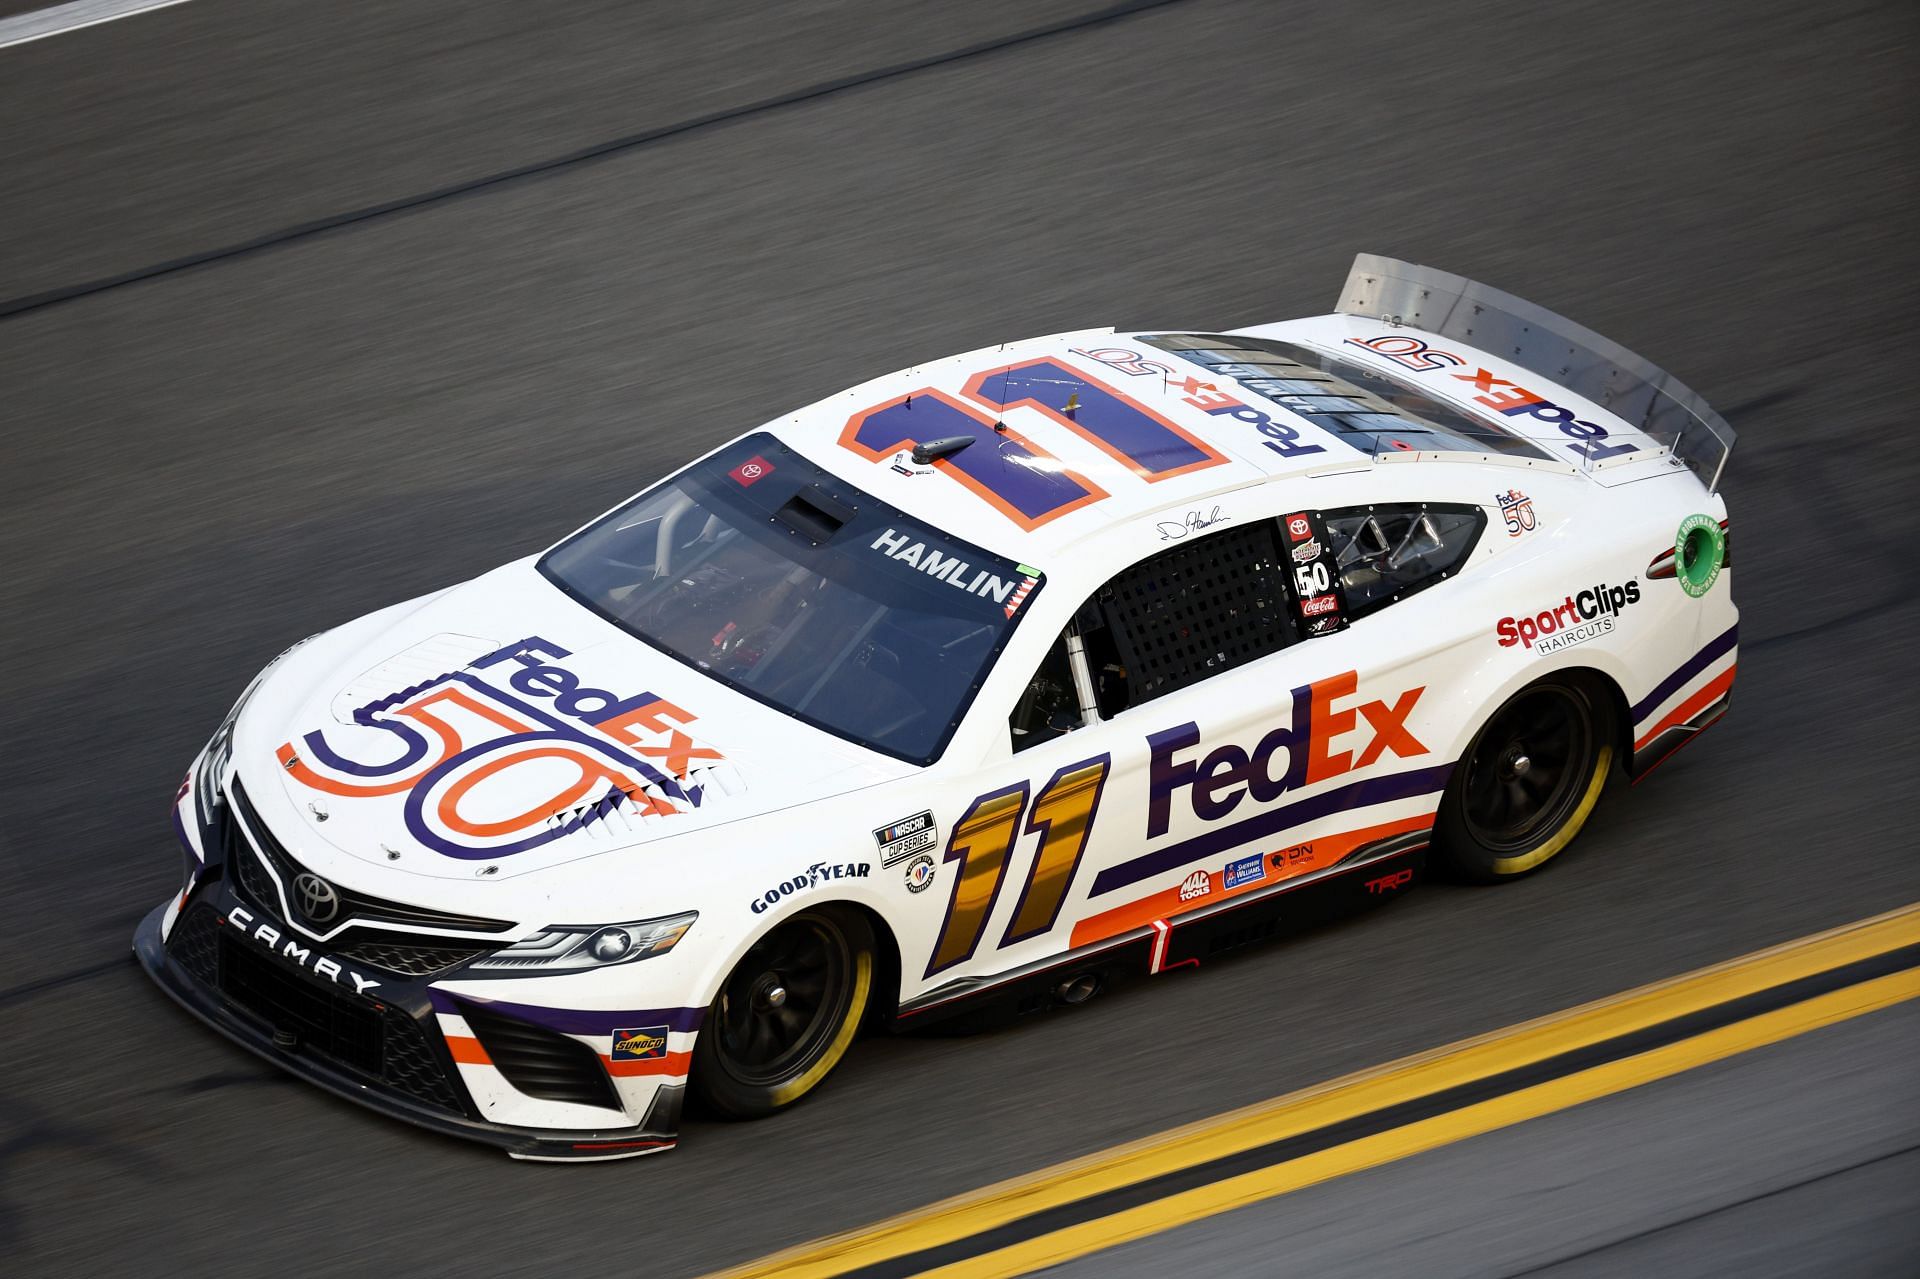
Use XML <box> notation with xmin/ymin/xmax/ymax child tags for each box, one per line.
<box><xmin>1068</xmin><ymin>813</ymin><xmax>1435</xmax><ymax>948</ymax></box>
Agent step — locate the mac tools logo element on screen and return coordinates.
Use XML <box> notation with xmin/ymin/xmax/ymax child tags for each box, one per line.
<box><xmin>278</xmin><ymin>637</ymin><xmax>726</xmax><ymax>860</ymax></box>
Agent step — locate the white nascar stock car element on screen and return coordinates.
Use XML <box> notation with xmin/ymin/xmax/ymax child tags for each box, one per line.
<box><xmin>136</xmin><ymin>255</ymin><xmax>1737</xmax><ymax>1160</ymax></box>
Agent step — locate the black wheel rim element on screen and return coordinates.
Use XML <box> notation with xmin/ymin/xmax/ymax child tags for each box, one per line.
<box><xmin>1460</xmin><ymin>685</ymin><xmax>1597</xmax><ymax>855</ymax></box>
<box><xmin>712</xmin><ymin>915</ymin><xmax>853</xmax><ymax>1087</ymax></box>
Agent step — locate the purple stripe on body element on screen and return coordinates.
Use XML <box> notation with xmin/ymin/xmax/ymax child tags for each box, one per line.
<box><xmin>171</xmin><ymin>806</ymin><xmax>202</xmax><ymax>863</ymax></box>
<box><xmin>428</xmin><ymin>988</ymin><xmax>704</xmax><ymax>1035</ymax></box>
<box><xmin>1089</xmin><ymin>761</ymin><xmax>1455</xmax><ymax>898</ymax></box>
<box><xmin>1631</xmin><ymin>622</ymin><xmax>1738</xmax><ymax>724</ymax></box>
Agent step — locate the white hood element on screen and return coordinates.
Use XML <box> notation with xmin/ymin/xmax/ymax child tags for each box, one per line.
<box><xmin>233</xmin><ymin>559</ymin><xmax>909</xmax><ymax>883</ymax></box>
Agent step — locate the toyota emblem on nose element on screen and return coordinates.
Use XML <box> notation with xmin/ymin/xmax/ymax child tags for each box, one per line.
<box><xmin>293</xmin><ymin>872</ymin><xmax>341</xmax><ymax>923</ymax></box>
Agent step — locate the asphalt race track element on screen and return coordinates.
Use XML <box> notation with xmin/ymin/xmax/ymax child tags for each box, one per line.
<box><xmin>2</xmin><ymin>1</ymin><xmax>1916</xmax><ymax>1274</ymax></box>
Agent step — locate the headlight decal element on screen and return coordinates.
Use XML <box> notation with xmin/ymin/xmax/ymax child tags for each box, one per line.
<box><xmin>466</xmin><ymin>912</ymin><xmax>696</xmax><ymax>974</ymax></box>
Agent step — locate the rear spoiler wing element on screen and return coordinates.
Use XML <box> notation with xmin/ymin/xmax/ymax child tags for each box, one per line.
<box><xmin>1337</xmin><ymin>254</ymin><xmax>1735</xmax><ymax>492</ymax></box>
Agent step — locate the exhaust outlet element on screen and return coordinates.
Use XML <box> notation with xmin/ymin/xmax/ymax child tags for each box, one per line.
<box><xmin>1054</xmin><ymin>972</ymin><xmax>1101</xmax><ymax>1006</ymax></box>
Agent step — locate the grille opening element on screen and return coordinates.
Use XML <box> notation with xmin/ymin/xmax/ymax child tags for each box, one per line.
<box><xmin>168</xmin><ymin>909</ymin><xmax>466</xmax><ymax>1115</ymax></box>
<box><xmin>218</xmin><ymin>931</ymin><xmax>384</xmax><ymax>1074</ymax></box>
<box><xmin>459</xmin><ymin>1002</ymin><xmax>621</xmax><ymax>1111</ymax></box>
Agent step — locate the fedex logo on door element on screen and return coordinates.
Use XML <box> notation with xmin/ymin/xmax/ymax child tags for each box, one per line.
<box><xmin>1145</xmin><ymin>672</ymin><xmax>1427</xmax><ymax>838</ymax></box>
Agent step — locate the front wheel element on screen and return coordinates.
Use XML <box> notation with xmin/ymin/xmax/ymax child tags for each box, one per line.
<box><xmin>1435</xmin><ymin>678</ymin><xmax>1612</xmax><ymax>882</ymax></box>
<box><xmin>691</xmin><ymin>906</ymin><xmax>874</xmax><ymax>1119</ymax></box>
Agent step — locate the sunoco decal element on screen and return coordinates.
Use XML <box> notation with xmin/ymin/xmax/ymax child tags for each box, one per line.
<box><xmin>611</xmin><ymin>1026</ymin><xmax>670</xmax><ymax>1061</ymax></box>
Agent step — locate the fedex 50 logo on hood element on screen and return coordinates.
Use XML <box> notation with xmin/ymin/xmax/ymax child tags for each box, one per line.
<box><xmin>278</xmin><ymin>638</ymin><xmax>724</xmax><ymax>860</ymax></box>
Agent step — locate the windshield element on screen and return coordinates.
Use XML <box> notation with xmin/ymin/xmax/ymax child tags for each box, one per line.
<box><xmin>540</xmin><ymin>434</ymin><xmax>1045</xmax><ymax>764</ymax></box>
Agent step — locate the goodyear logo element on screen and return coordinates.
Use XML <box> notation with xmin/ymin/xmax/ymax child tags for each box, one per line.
<box><xmin>611</xmin><ymin>1026</ymin><xmax>670</xmax><ymax>1061</ymax></box>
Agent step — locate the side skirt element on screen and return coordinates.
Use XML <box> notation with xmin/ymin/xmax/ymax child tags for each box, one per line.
<box><xmin>892</xmin><ymin>839</ymin><xmax>1426</xmax><ymax>1033</ymax></box>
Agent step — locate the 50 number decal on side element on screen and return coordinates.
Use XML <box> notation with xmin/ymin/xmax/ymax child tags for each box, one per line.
<box><xmin>926</xmin><ymin>754</ymin><xmax>1111</xmax><ymax>976</ymax></box>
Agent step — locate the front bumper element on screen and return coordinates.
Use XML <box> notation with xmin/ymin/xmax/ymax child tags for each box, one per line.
<box><xmin>134</xmin><ymin>890</ymin><xmax>684</xmax><ymax>1162</ymax></box>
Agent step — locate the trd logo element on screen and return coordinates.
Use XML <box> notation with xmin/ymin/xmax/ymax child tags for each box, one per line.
<box><xmin>1146</xmin><ymin>672</ymin><xmax>1427</xmax><ymax>839</ymax></box>
<box><xmin>1365</xmin><ymin>869</ymin><xmax>1414</xmax><ymax>894</ymax></box>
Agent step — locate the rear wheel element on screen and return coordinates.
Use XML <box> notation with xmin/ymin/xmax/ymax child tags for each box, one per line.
<box><xmin>692</xmin><ymin>906</ymin><xmax>874</xmax><ymax>1119</ymax></box>
<box><xmin>1435</xmin><ymin>678</ymin><xmax>1612</xmax><ymax>882</ymax></box>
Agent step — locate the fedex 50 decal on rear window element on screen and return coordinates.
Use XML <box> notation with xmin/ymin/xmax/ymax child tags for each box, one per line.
<box><xmin>1344</xmin><ymin>335</ymin><xmax>1641</xmax><ymax>464</ymax></box>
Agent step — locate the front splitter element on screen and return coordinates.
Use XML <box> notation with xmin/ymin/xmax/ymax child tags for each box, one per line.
<box><xmin>132</xmin><ymin>902</ymin><xmax>679</xmax><ymax>1162</ymax></box>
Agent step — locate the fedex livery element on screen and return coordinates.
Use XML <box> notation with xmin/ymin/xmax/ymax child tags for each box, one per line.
<box><xmin>136</xmin><ymin>256</ymin><xmax>1738</xmax><ymax>1160</ymax></box>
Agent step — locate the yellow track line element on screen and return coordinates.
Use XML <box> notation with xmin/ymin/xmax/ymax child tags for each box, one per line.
<box><xmin>931</xmin><ymin>966</ymin><xmax>1920</xmax><ymax>1278</ymax></box>
<box><xmin>704</xmin><ymin>903</ymin><xmax>1920</xmax><ymax>1279</ymax></box>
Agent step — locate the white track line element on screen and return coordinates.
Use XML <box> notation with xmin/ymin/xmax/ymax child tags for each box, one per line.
<box><xmin>0</xmin><ymin>0</ymin><xmax>193</xmax><ymax>49</ymax></box>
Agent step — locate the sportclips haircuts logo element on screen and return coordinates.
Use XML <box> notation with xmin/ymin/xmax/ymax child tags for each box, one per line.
<box><xmin>1496</xmin><ymin>582</ymin><xmax>1641</xmax><ymax>653</ymax></box>
<box><xmin>278</xmin><ymin>638</ymin><xmax>724</xmax><ymax>860</ymax></box>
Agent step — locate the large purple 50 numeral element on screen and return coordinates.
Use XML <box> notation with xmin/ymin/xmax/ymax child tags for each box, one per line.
<box><xmin>839</xmin><ymin>358</ymin><xmax>1227</xmax><ymax>530</ymax></box>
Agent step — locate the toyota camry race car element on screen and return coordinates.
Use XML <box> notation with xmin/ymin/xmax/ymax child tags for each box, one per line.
<box><xmin>137</xmin><ymin>256</ymin><xmax>1737</xmax><ymax>1160</ymax></box>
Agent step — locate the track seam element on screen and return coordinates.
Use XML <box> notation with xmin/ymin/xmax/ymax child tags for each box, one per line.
<box><xmin>0</xmin><ymin>0</ymin><xmax>1190</xmax><ymax>323</ymax></box>
<box><xmin>1495</xmin><ymin>1141</ymin><xmax>1920</xmax><ymax>1277</ymax></box>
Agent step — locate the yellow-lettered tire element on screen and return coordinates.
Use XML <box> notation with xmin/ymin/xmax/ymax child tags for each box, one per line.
<box><xmin>692</xmin><ymin>905</ymin><xmax>874</xmax><ymax>1119</ymax></box>
<box><xmin>1435</xmin><ymin>677</ymin><xmax>1613</xmax><ymax>883</ymax></box>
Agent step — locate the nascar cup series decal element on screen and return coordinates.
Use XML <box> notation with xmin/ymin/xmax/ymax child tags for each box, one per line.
<box><xmin>277</xmin><ymin>637</ymin><xmax>724</xmax><ymax>859</ymax></box>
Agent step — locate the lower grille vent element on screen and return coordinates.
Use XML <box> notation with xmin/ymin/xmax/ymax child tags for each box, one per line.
<box><xmin>219</xmin><ymin>930</ymin><xmax>384</xmax><ymax>1074</ymax></box>
<box><xmin>460</xmin><ymin>1003</ymin><xmax>620</xmax><ymax>1111</ymax></box>
<box><xmin>165</xmin><ymin>906</ymin><xmax>465</xmax><ymax>1115</ymax></box>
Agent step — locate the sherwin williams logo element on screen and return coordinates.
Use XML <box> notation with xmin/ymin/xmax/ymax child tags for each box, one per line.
<box><xmin>1223</xmin><ymin>854</ymin><xmax>1265</xmax><ymax>890</ymax></box>
<box><xmin>611</xmin><ymin>1026</ymin><xmax>669</xmax><ymax>1061</ymax></box>
<box><xmin>279</xmin><ymin>637</ymin><xmax>724</xmax><ymax>861</ymax></box>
